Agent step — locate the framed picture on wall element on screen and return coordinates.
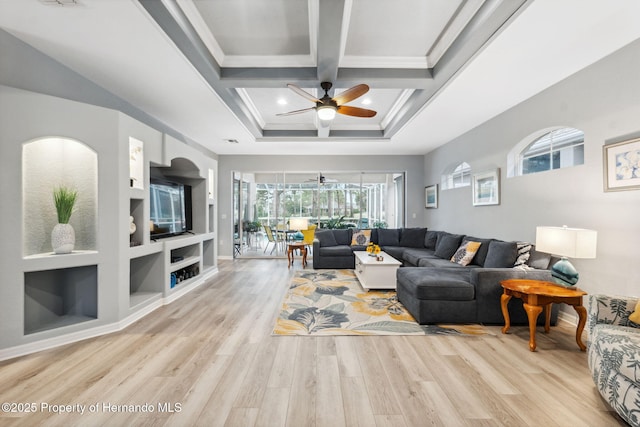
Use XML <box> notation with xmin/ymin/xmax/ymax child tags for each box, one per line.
<box><xmin>603</xmin><ymin>137</ymin><xmax>640</xmax><ymax>192</ymax></box>
<box><xmin>425</xmin><ymin>184</ymin><xmax>438</xmax><ymax>208</ymax></box>
<box><xmin>472</xmin><ymin>169</ymin><xmax>500</xmax><ymax>206</ymax></box>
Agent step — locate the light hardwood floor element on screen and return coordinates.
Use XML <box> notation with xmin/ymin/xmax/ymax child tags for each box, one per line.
<box><xmin>0</xmin><ymin>259</ymin><xmax>625</xmax><ymax>426</ymax></box>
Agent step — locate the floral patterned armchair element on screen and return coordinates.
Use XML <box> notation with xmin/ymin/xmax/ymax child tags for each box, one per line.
<box><xmin>587</xmin><ymin>294</ymin><xmax>640</xmax><ymax>426</ymax></box>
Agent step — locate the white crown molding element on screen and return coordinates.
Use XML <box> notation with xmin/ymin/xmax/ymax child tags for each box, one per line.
<box><xmin>221</xmin><ymin>54</ymin><xmax>316</xmax><ymax>68</ymax></box>
<box><xmin>236</xmin><ymin>88</ymin><xmax>266</xmax><ymax>128</ymax></box>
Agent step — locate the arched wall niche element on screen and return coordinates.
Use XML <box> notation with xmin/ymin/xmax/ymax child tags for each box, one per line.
<box><xmin>22</xmin><ymin>137</ymin><xmax>98</xmax><ymax>256</ymax></box>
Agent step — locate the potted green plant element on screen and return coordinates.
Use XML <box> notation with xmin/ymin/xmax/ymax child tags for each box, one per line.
<box><xmin>51</xmin><ymin>186</ymin><xmax>78</xmax><ymax>254</ymax></box>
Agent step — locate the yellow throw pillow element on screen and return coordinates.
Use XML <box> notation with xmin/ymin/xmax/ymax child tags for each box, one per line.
<box><xmin>351</xmin><ymin>229</ymin><xmax>372</xmax><ymax>246</ymax></box>
<box><xmin>629</xmin><ymin>300</ymin><xmax>640</xmax><ymax>324</ymax></box>
<box><xmin>451</xmin><ymin>241</ymin><xmax>482</xmax><ymax>266</ymax></box>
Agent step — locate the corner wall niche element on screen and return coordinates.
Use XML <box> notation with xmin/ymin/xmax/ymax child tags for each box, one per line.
<box><xmin>22</xmin><ymin>137</ymin><xmax>98</xmax><ymax>257</ymax></box>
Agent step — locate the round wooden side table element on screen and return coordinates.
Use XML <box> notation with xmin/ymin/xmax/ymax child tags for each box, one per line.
<box><xmin>500</xmin><ymin>279</ymin><xmax>587</xmax><ymax>352</ymax></box>
<box><xmin>287</xmin><ymin>242</ymin><xmax>307</xmax><ymax>268</ymax></box>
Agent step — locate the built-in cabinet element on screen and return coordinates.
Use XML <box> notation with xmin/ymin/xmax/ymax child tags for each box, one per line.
<box><xmin>0</xmin><ymin>85</ymin><xmax>218</xmax><ymax>360</ymax></box>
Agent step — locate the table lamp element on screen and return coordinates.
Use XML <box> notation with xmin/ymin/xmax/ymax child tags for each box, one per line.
<box><xmin>289</xmin><ymin>218</ymin><xmax>308</xmax><ymax>241</ymax></box>
<box><xmin>535</xmin><ymin>225</ymin><xmax>597</xmax><ymax>287</ymax></box>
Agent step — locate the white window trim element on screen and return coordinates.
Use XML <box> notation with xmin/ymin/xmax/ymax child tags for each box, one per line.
<box><xmin>507</xmin><ymin>126</ymin><xmax>572</xmax><ymax>178</ymax></box>
<box><xmin>441</xmin><ymin>161</ymin><xmax>471</xmax><ymax>190</ymax></box>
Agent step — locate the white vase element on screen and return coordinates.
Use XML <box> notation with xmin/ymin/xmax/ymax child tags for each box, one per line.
<box><xmin>52</xmin><ymin>223</ymin><xmax>75</xmax><ymax>254</ymax></box>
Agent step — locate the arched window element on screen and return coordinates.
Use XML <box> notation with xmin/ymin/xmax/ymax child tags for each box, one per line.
<box><xmin>441</xmin><ymin>162</ymin><xmax>471</xmax><ymax>190</ymax></box>
<box><xmin>508</xmin><ymin>127</ymin><xmax>584</xmax><ymax>177</ymax></box>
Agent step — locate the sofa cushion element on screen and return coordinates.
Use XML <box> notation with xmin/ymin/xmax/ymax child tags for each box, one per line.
<box><xmin>333</xmin><ymin>229</ymin><xmax>352</xmax><ymax>246</ymax></box>
<box><xmin>396</xmin><ymin>268</ymin><xmax>474</xmax><ymax>301</ymax></box>
<box><xmin>381</xmin><ymin>246</ymin><xmax>405</xmax><ymax>262</ymax></box>
<box><xmin>417</xmin><ymin>257</ymin><xmax>470</xmax><ymax>268</ymax></box>
<box><xmin>315</xmin><ymin>230</ymin><xmax>337</xmax><ymax>247</ymax></box>
<box><xmin>403</xmin><ymin>248</ymin><xmax>436</xmax><ymax>266</ymax></box>
<box><xmin>318</xmin><ymin>245</ymin><xmax>353</xmax><ymax>257</ymax></box>
<box><xmin>484</xmin><ymin>240</ymin><xmax>517</xmax><ymax>268</ymax></box>
<box><xmin>351</xmin><ymin>229</ymin><xmax>371</xmax><ymax>246</ymax></box>
<box><xmin>462</xmin><ymin>236</ymin><xmax>493</xmax><ymax>267</ymax></box>
<box><xmin>451</xmin><ymin>241</ymin><xmax>482</xmax><ymax>266</ymax></box>
<box><xmin>591</xmin><ymin>324</ymin><xmax>640</xmax><ymax>391</ymax></box>
<box><xmin>399</xmin><ymin>228</ymin><xmax>427</xmax><ymax>248</ymax></box>
<box><xmin>424</xmin><ymin>230</ymin><xmax>440</xmax><ymax>249</ymax></box>
<box><xmin>378</xmin><ymin>228</ymin><xmax>401</xmax><ymax>246</ymax></box>
<box><xmin>527</xmin><ymin>247</ymin><xmax>551</xmax><ymax>269</ymax></box>
<box><xmin>434</xmin><ymin>234</ymin><xmax>464</xmax><ymax>259</ymax></box>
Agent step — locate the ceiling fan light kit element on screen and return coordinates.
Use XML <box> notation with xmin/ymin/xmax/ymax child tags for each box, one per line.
<box><xmin>316</xmin><ymin>105</ymin><xmax>337</xmax><ymax>121</ymax></box>
<box><xmin>278</xmin><ymin>81</ymin><xmax>377</xmax><ymax>120</ymax></box>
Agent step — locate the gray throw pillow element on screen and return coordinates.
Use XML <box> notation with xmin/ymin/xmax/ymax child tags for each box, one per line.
<box><xmin>424</xmin><ymin>230</ymin><xmax>440</xmax><ymax>249</ymax></box>
<box><xmin>434</xmin><ymin>234</ymin><xmax>463</xmax><ymax>259</ymax></box>
<box><xmin>399</xmin><ymin>228</ymin><xmax>427</xmax><ymax>248</ymax></box>
<box><xmin>377</xmin><ymin>228</ymin><xmax>401</xmax><ymax>246</ymax></box>
<box><xmin>333</xmin><ymin>229</ymin><xmax>352</xmax><ymax>246</ymax></box>
<box><xmin>484</xmin><ymin>241</ymin><xmax>518</xmax><ymax>268</ymax></box>
<box><xmin>315</xmin><ymin>230</ymin><xmax>337</xmax><ymax>247</ymax></box>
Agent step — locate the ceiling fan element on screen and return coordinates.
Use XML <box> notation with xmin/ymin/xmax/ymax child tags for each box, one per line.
<box><xmin>277</xmin><ymin>82</ymin><xmax>377</xmax><ymax>120</ymax></box>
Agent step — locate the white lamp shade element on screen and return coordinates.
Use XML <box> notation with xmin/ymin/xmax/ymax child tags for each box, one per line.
<box><xmin>535</xmin><ymin>226</ymin><xmax>597</xmax><ymax>259</ymax></box>
<box><xmin>317</xmin><ymin>105</ymin><xmax>336</xmax><ymax>121</ymax></box>
<box><xmin>289</xmin><ymin>218</ymin><xmax>308</xmax><ymax>231</ymax></box>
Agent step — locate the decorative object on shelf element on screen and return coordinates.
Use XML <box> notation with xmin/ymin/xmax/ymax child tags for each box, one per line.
<box><xmin>129</xmin><ymin>216</ymin><xmax>136</xmax><ymax>235</ymax></box>
<box><xmin>289</xmin><ymin>217</ymin><xmax>308</xmax><ymax>241</ymax></box>
<box><xmin>366</xmin><ymin>242</ymin><xmax>381</xmax><ymax>257</ymax></box>
<box><xmin>535</xmin><ymin>225</ymin><xmax>597</xmax><ymax>287</ymax></box>
<box><xmin>603</xmin><ymin>136</ymin><xmax>640</xmax><ymax>192</ymax></box>
<box><xmin>51</xmin><ymin>186</ymin><xmax>78</xmax><ymax>254</ymax></box>
<box><xmin>472</xmin><ymin>168</ymin><xmax>500</xmax><ymax>206</ymax></box>
<box><xmin>425</xmin><ymin>184</ymin><xmax>438</xmax><ymax>208</ymax></box>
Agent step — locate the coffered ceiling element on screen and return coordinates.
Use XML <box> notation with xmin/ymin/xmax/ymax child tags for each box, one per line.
<box><xmin>1</xmin><ymin>0</ymin><xmax>640</xmax><ymax>155</ymax></box>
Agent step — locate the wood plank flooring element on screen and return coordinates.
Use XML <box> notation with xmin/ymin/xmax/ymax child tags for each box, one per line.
<box><xmin>0</xmin><ymin>259</ymin><xmax>626</xmax><ymax>426</ymax></box>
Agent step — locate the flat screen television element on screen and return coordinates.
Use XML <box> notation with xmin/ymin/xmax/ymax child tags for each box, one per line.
<box><xmin>149</xmin><ymin>179</ymin><xmax>192</xmax><ymax>239</ymax></box>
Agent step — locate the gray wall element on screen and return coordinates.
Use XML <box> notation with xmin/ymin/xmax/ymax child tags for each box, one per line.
<box><xmin>217</xmin><ymin>155</ymin><xmax>425</xmax><ymax>257</ymax></box>
<box><xmin>0</xmin><ymin>29</ymin><xmax>216</xmax><ymax>159</ymax></box>
<box><xmin>423</xmin><ymin>39</ymin><xmax>640</xmax><ymax>299</ymax></box>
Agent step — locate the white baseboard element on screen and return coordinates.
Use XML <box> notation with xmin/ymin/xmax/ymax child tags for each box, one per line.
<box><xmin>557</xmin><ymin>309</ymin><xmax>579</xmax><ymax>327</ymax></box>
<box><xmin>218</xmin><ymin>255</ymin><xmax>233</xmax><ymax>260</ymax></box>
<box><xmin>0</xmin><ymin>268</ymin><xmax>219</xmax><ymax>362</ymax></box>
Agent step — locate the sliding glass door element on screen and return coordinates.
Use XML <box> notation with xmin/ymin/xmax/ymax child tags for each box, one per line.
<box><xmin>233</xmin><ymin>170</ymin><xmax>405</xmax><ymax>258</ymax></box>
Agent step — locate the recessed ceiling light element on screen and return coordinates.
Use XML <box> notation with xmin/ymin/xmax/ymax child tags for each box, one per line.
<box><xmin>277</xmin><ymin>98</ymin><xmax>287</xmax><ymax>105</ymax></box>
<box><xmin>361</xmin><ymin>98</ymin><xmax>372</xmax><ymax>105</ymax></box>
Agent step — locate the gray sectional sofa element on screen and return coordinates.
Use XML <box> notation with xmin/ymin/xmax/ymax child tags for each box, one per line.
<box><xmin>313</xmin><ymin>227</ymin><xmax>558</xmax><ymax>325</ymax></box>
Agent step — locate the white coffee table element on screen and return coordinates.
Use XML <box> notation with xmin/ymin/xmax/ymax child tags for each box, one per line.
<box><xmin>354</xmin><ymin>251</ymin><xmax>402</xmax><ymax>290</ymax></box>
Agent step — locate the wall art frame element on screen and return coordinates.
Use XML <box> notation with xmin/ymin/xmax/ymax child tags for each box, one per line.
<box><xmin>425</xmin><ymin>184</ymin><xmax>438</xmax><ymax>208</ymax></box>
<box><xmin>603</xmin><ymin>137</ymin><xmax>640</xmax><ymax>192</ymax></box>
<box><xmin>472</xmin><ymin>168</ymin><xmax>500</xmax><ymax>206</ymax></box>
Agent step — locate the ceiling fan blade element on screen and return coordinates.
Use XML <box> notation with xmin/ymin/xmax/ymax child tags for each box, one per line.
<box><xmin>333</xmin><ymin>84</ymin><xmax>369</xmax><ymax>105</ymax></box>
<box><xmin>337</xmin><ymin>105</ymin><xmax>377</xmax><ymax>118</ymax></box>
<box><xmin>276</xmin><ymin>107</ymin><xmax>316</xmax><ymax>116</ymax></box>
<box><xmin>287</xmin><ymin>83</ymin><xmax>321</xmax><ymax>103</ymax></box>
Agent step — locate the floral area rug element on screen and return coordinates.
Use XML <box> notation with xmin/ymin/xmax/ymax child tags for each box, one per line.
<box><xmin>273</xmin><ymin>269</ymin><xmax>490</xmax><ymax>336</ymax></box>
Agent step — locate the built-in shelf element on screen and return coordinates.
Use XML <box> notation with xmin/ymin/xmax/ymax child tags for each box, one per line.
<box><xmin>129</xmin><ymin>188</ymin><xmax>145</xmax><ymax>200</ymax></box>
<box><xmin>24</xmin><ymin>265</ymin><xmax>98</xmax><ymax>335</ymax></box>
<box><xmin>169</xmin><ymin>255</ymin><xmax>200</xmax><ymax>273</ymax></box>
<box><xmin>129</xmin><ymin>252</ymin><xmax>164</xmax><ymax>309</ymax></box>
<box><xmin>22</xmin><ymin>251</ymin><xmax>99</xmax><ymax>272</ymax></box>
